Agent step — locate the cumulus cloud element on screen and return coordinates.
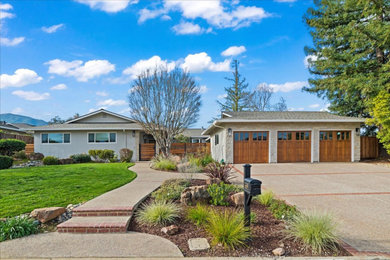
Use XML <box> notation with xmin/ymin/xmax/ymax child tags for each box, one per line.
<box><xmin>0</xmin><ymin>3</ymin><xmax>14</xmax><ymax>20</ymax></box>
<box><xmin>217</xmin><ymin>93</ymin><xmax>227</xmax><ymax>99</ymax></box>
<box><xmin>0</xmin><ymin>36</ymin><xmax>24</xmax><ymax>46</ymax></box>
<box><xmin>221</xmin><ymin>45</ymin><xmax>246</xmax><ymax>56</ymax></box>
<box><xmin>138</xmin><ymin>8</ymin><xmax>165</xmax><ymax>23</ymax></box>
<box><xmin>172</xmin><ymin>21</ymin><xmax>207</xmax><ymax>35</ymax></box>
<box><xmin>45</xmin><ymin>59</ymin><xmax>115</xmax><ymax>82</ymax></box>
<box><xmin>304</xmin><ymin>54</ymin><xmax>318</xmax><ymax>67</ymax></box>
<box><xmin>288</xmin><ymin>107</ymin><xmax>305</xmax><ymax>111</ymax></box>
<box><xmin>123</xmin><ymin>56</ymin><xmax>176</xmax><ymax>79</ymax></box>
<box><xmin>198</xmin><ymin>85</ymin><xmax>208</xmax><ymax>94</ymax></box>
<box><xmin>12</xmin><ymin>90</ymin><xmax>50</xmax><ymax>101</ymax></box>
<box><xmin>181</xmin><ymin>52</ymin><xmax>230</xmax><ymax>73</ymax></box>
<box><xmin>74</xmin><ymin>0</ymin><xmax>138</xmax><ymax>13</ymax></box>
<box><xmin>50</xmin><ymin>83</ymin><xmax>67</xmax><ymax>90</ymax></box>
<box><xmin>97</xmin><ymin>99</ymin><xmax>126</xmax><ymax>106</ymax></box>
<box><xmin>1</xmin><ymin>69</ymin><xmax>42</xmax><ymax>88</ymax></box>
<box><xmin>320</xmin><ymin>103</ymin><xmax>330</xmax><ymax>112</ymax></box>
<box><xmin>42</xmin><ymin>23</ymin><xmax>64</xmax><ymax>33</ymax></box>
<box><xmin>259</xmin><ymin>81</ymin><xmax>307</xmax><ymax>93</ymax></box>
<box><xmin>309</xmin><ymin>103</ymin><xmax>320</xmax><ymax>109</ymax></box>
<box><xmin>96</xmin><ymin>91</ymin><xmax>108</xmax><ymax>96</ymax></box>
<box><xmin>11</xmin><ymin>107</ymin><xmax>23</xmax><ymax>114</ymax></box>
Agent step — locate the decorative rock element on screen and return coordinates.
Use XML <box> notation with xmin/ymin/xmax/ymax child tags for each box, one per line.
<box><xmin>180</xmin><ymin>185</ymin><xmax>210</xmax><ymax>205</ymax></box>
<box><xmin>231</xmin><ymin>192</ymin><xmax>244</xmax><ymax>206</ymax></box>
<box><xmin>66</xmin><ymin>204</ymin><xmax>74</xmax><ymax>210</ymax></box>
<box><xmin>206</xmin><ymin>178</ymin><xmax>221</xmax><ymax>185</ymax></box>
<box><xmin>30</xmin><ymin>207</ymin><xmax>66</xmax><ymax>223</ymax></box>
<box><xmin>0</xmin><ymin>218</ymin><xmax>6</xmax><ymax>222</ymax></box>
<box><xmin>188</xmin><ymin>238</ymin><xmax>210</xmax><ymax>251</ymax></box>
<box><xmin>161</xmin><ymin>225</ymin><xmax>179</xmax><ymax>235</ymax></box>
<box><xmin>171</xmin><ymin>155</ymin><xmax>181</xmax><ymax>164</ymax></box>
<box><xmin>272</xmin><ymin>247</ymin><xmax>285</xmax><ymax>256</ymax></box>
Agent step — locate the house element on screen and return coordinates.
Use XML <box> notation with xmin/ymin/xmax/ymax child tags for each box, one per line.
<box><xmin>202</xmin><ymin>111</ymin><xmax>365</xmax><ymax>164</ymax></box>
<box><xmin>28</xmin><ymin>109</ymin><xmax>209</xmax><ymax>161</ymax></box>
<box><xmin>0</xmin><ymin>121</ymin><xmax>33</xmax><ymax>134</ymax></box>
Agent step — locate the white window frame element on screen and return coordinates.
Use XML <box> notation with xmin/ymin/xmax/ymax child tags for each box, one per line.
<box><xmin>87</xmin><ymin>132</ymin><xmax>117</xmax><ymax>144</ymax></box>
<box><xmin>41</xmin><ymin>133</ymin><xmax>71</xmax><ymax>144</ymax></box>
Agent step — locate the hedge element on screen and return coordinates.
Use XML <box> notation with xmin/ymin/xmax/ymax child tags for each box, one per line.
<box><xmin>0</xmin><ymin>156</ymin><xmax>13</xmax><ymax>170</ymax></box>
<box><xmin>0</xmin><ymin>139</ymin><xmax>26</xmax><ymax>156</ymax></box>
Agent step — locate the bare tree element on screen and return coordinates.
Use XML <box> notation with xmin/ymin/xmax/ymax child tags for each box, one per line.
<box><xmin>273</xmin><ymin>97</ymin><xmax>288</xmax><ymax>111</ymax></box>
<box><xmin>249</xmin><ymin>83</ymin><xmax>273</xmax><ymax>111</ymax></box>
<box><xmin>128</xmin><ymin>67</ymin><xmax>201</xmax><ymax>157</ymax></box>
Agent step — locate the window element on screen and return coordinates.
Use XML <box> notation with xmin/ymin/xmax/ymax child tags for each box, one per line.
<box><xmin>253</xmin><ymin>132</ymin><xmax>267</xmax><ymax>141</ymax></box>
<box><xmin>215</xmin><ymin>134</ymin><xmax>219</xmax><ymax>145</ymax></box>
<box><xmin>234</xmin><ymin>133</ymin><xmax>239</xmax><ymax>141</ymax></box>
<box><xmin>88</xmin><ymin>132</ymin><xmax>116</xmax><ymax>143</ymax></box>
<box><xmin>41</xmin><ymin>133</ymin><xmax>70</xmax><ymax>144</ymax></box>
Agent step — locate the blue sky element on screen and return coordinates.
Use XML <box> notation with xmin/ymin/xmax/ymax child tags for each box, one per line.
<box><xmin>0</xmin><ymin>0</ymin><xmax>329</xmax><ymax>127</ymax></box>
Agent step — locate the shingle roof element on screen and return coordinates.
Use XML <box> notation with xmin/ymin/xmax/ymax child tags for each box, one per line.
<box><xmin>181</xmin><ymin>128</ymin><xmax>208</xmax><ymax>137</ymax></box>
<box><xmin>27</xmin><ymin>123</ymin><xmax>143</xmax><ymax>132</ymax></box>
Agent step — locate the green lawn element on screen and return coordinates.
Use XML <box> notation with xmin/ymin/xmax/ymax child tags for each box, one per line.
<box><xmin>0</xmin><ymin>163</ymin><xmax>137</xmax><ymax>218</ymax></box>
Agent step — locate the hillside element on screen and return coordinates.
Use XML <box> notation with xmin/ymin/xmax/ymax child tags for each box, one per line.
<box><xmin>0</xmin><ymin>113</ymin><xmax>47</xmax><ymax>126</ymax></box>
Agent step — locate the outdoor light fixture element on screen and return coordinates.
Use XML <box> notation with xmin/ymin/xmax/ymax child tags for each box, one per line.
<box><xmin>228</xmin><ymin>128</ymin><xmax>232</xmax><ymax>136</ymax></box>
<box><xmin>132</xmin><ymin>130</ymin><xmax>136</xmax><ymax>137</ymax></box>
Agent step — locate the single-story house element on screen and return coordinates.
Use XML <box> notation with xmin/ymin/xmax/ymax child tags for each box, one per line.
<box><xmin>202</xmin><ymin>111</ymin><xmax>365</xmax><ymax>164</ymax></box>
<box><xmin>28</xmin><ymin>109</ymin><xmax>209</xmax><ymax>161</ymax></box>
<box><xmin>0</xmin><ymin>121</ymin><xmax>33</xmax><ymax>134</ymax></box>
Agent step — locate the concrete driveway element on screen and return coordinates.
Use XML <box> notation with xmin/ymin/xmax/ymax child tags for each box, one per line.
<box><xmin>233</xmin><ymin>162</ymin><xmax>390</xmax><ymax>255</ymax></box>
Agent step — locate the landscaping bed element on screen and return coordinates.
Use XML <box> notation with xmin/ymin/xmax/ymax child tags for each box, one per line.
<box><xmin>129</xmin><ymin>179</ymin><xmax>350</xmax><ymax>257</ymax></box>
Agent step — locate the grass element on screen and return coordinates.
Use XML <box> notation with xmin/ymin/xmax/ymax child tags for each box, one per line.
<box><xmin>0</xmin><ymin>163</ymin><xmax>136</xmax><ymax>217</ymax></box>
<box><xmin>285</xmin><ymin>211</ymin><xmax>339</xmax><ymax>254</ymax></box>
<box><xmin>151</xmin><ymin>156</ymin><xmax>177</xmax><ymax>171</ymax></box>
<box><xmin>256</xmin><ymin>190</ymin><xmax>274</xmax><ymax>207</ymax></box>
<box><xmin>136</xmin><ymin>200</ymin><xmax>181</xmax><ymax>226</ymax></box>
<box><xmin>187</xmin><ymin>203</ymin><xmax>210</xmax><ymax>226</ymax></box>
<box><xmin>151</xmin><ymin>179</ymin><xmax>190</xmax><ymax>202</ymax></box>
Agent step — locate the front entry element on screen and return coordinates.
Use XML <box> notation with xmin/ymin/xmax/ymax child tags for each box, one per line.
<box><xmin>320</xmin><ymin>131</ymin><xmax>351</xmax><ymax>162</ymax></box>
<box><xmin>277</xmin><ymin>131</ymin><xmax>311</xmax><ymax>163</ymax></box>
<box><xmin>233</xmin><ymin>131</ymin><xmax>269</xmax><ymax>164</ymax></box>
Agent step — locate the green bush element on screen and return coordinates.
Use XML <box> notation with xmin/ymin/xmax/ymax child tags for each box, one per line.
<box><xmin>120</xmin><ymin>148</ymin><xmax>133</xmax><ymax>162</ymax></box>
<box><xmin>152</xmin><ymin>179</ymin><xmax>190</xmax><ymax>202</ymax></box>
<box><xmin>151</xmin><ymin>155</ymin><xmax>177</xmax><ymax>171</ymax></box>
<box><xmin>0</xmin><ymin>216</ymin><xmax>38</xmax><ymax>242</ymax></box>
<box><xmin>206</xmin><ymin>209</ymin><xmax>250</xmax><ymax>249</ymax></box>
<box><xmin>0</xmin><ymin>155</ymin><xmax>13</xmax><ymax>170</ymax></box>
<box><xmin>58</xmin><ymin>158</ymin><xmax>73</xmax><ymax>165</ymax></box>
<box><xmin>136</xmin><ymin>201</ymin><xmax>181</xmax><ymax>226</ymax></box>
<box><xmin>43</xmin><ymin>156</ymin><xmax>59</xmax><ymax>165</ymax></box>
<box><xmin>207</xmin><ymin>182</ymin><xmax>238</xmax><ymax>206</ymax></box>
<box><xmin>70</xmin><ymin>153</ymin><xmax>91</xmax><ymax>163</ymax></box>
<box><xmin>0</xmin><ymin>139</ymin><xmax>26</xmax><ymax>156</ymax></box>
<box><xmin>200</xmin><ymin>153</ymin><xmax>214</xmax><ymax>167</ymax></box>
<box><xmin>188</xmin><ymin>154</ymin><xmax>202</xmax><ymax>167</ymax></box>
<box><xmin>285</xmin><ymin>212</ymin><xmax>339</xmax><ymax>254</ymax></box>
<box><xmin>187</xmin><ymin>204</ymin><xmax>210</xmax><ymax>226</ymax></box>
<box><xmin>256</xmin><ymin>190</ymin><xmax>274</xmax><ymax>207</ymax></box>
<box><xmin>13</xmin><ymin>150</ymin><xmax>27</xmax><ymax>160</ymax></box>
<box><xmin>88</xmin><ymin>149</ymin><xmax>115</xmax><ymax>161</ymax></box>
<box><xmin>269</xmin><ymin>199</ymin><xmax>298</xmax><ymax>220</ymax></box>
<box><xmin>28</xmin><ymin>152</ymin><xmax>44</xmax><ymax>161</ymax></box>
<box><xmin>88</xmin><ymin>149</ymin><xmax>99</xmax><ymax>160</ymax></box>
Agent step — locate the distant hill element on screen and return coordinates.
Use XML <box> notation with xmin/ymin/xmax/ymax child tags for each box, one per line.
<box><xmin>0</xmin><ymin>113</ymin><xmax>47</xmax><ymax>126</ymax></box>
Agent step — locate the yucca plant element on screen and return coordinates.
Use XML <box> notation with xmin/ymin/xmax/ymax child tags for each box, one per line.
<box><xmin>206</xmin><ymin>209</ymin><xmax>250</xmax><ymax>249</ymax></box>
<box><xmin>204</xmin><ymin>162</ymin><xmax>234</xmax><ymax>183</ymax></box>
<box><xmin>136</xmin><ymin>201</ymin><xmax>180</xmax><ymax>226</ymax></box>
<box><xmin>0</xmin><ymin>216</ymin><xmax>39</xmax><ymax>242</ymax></box>
<box><xmin>285</xmin><ymin>211</ymin><xmax>339</xmax><ymax>254</ymax></box>
<box><xmin>187</xmin><ymin>204</ymin><xmax>210</xmax><ymax>226</ymax></box>
<box><xmin>256</xmin><ymin>190</ymin><xmax>274</xmax><ymax>207</ymax></box>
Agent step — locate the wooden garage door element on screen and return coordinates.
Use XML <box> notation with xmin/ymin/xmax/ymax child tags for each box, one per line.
<box><xmin>277</xmin><ymin>131</ymin><xmax>311</xmax><ymax>163</ymax></box>
<box><xmin>234</xmin><ymin>131</ymin><xmax>269</xmax><ymax>164</ymax></box>
<box><xmin>320</xmin><ymin>131</ymin><xmax>351</xmax><ymax>162</ymax></box>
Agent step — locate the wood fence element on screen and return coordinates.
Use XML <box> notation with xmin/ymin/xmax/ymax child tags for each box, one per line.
<box><xmin>139</xmin><ymin>142</ymin><xmax>210</xmax><ymax>161</ymax></box>
<box><xmin>0</xmin><ymin>133</ymin><xmax>34</xmax><ymax>144</ymax></box>
<box><xmin>25</xmin><ymin>144</ymin><xmax>34</xmax><ymax>154</ymax></box>
<box><xmin>360</xmin><ymin>136</ymin><xmax>379</xmax><ymax>159</ymax></box>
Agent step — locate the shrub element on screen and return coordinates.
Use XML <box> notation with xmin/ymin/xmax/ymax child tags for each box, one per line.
<box><xmin>99</xmin><ymin>149</ymin><xmax>115</xmax><ymax>160</ymax></box>
<box><xmin>187</xmin><ymin>204</ymin><xmax>210</xmax><ymax>226</ymax></box>
<box><xmin>28</xmin><ymin>152</ymin><xmax>44</xmax><ymax>161</ymax></box>
<box><xmin>43</xmin><ymin>156</ymin><xmax>59</xmax><ymax>165</ymax></box>
<box><xmin>256</xmin><ymin>190</ymin><xmax>274</xmax><ymax>207</ymax></box>
<box><xmin>152</xmin><ymin>179</ymin><xmax>189</xmax><ymax>202</ymax></box>
<box><xmin>150</xmin><ymin>155</ymin><xmax>177</xmax><ymax>171</ymax></box>
<box><xmin>206</xmin><ymin>209</ymin><xmax>250</xmax><ymax>249</ymax></box>
<box><xmin>13</xmin><ymin>150</ymin><xmax>27</xmax><ymax>160</ymax></box>
<box><xmin>70</xmin><ymin>153</ymin><xmax>91</xmax><ymax>163</ymax></box>
<box><xmin>207</xmin><ymin>182</ymin><xmax>238</xmax><ymax>206</ymax></box>
<box><xmin>0</xmin><ymin>216</ymin><xmax>39</xmax><ymax>242</ymax></box>
<box><xmin>136</xmin><ymin>201</ymin><xmax>181</xmax><ymax>226</ymax></box>
<box><xmin>88</xmin><ymin>149</ymin><xmax>99</xmax><ymax>160</ymax></box>
<box><xmin>204</xmin><ymin>162</ymin><xmax>234</xmax><ymax>183</ymax></box>
<box><xmin>0</xmin><ymin>139</ymin><xmax>26</xmax><ymax>156</ymax></box>
<box><xmin>58</xmin><ymin>158</ymin><xmax>74</xmax><ymax>165</ymax></box>
<box><xmin>120</xmin><ymin>148</ymin><xmax>133</xmax><ymax>162</ymax></box>
<box><xmin>0</xmin><ymin>155</ymin><xmax>13</xmax><ymax>170</ymax></box>
<box><xmin>188</xmin><ymin>154</ymin><xmax>202</xmax><ymax>167</ymax></box>
<box><xmin>200</xmin><ymin>153</ymin><xmax>214</xmax><ymax>167</ymax></box>
<box><xmin>269</xmin><ymin>199</ymin><xmax>298</xmax><ymax>220</ymax></box>
<box><xmin>285</xmin><ymin>211</ymin><xmax>339</xmax><ymax>254</ymax></box>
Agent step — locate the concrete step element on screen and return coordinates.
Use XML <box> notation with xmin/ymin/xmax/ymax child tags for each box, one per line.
<box><xmin>72</xmin><ymin>206</ymin><xmax>132</xmax><ymax>217</ymax></box>
<box><xmin>57</xmin><ymin>216</ymin><xmax>130</xmax><ymax>233</ymax></box>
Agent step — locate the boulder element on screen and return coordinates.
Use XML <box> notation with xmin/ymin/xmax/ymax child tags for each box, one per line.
<box><xmin>161</xmin><ymin>225</ymin><xmax>179</xmax><ymax>235</ymax></box>
<box><xmin>171</xmin><ymin>155</ymin><xmax>181</xmax><ymax>164</ymax></box>
<box><xmin>230</xmin><ymin>192</ymin><xmax>244</xmax><ymax>206</ymax></box>
<box><xmin>272</xmin><ymin>247</ymin><xmax>285</xmax><ymax>256</ymax></box>
<box><xmin>30</xmin><ymin>207</ymin><xmax>66</xmax><ymax>223</ymax></box>
<box><xmin>206</xmin><ymin>178</ymin><xmax>221</xmax><ymax>185</ymax></box>
<box><xmin>180</xmin><ymin>185</ymin><xmax>210</xmax><ymax>205</ymax></box>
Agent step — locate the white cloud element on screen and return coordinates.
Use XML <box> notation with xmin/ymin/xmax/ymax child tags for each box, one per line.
<box><xmin>11</xmin><ymin>107</ymin><xmax>23</xmax><ymax>114</ymax></box>
<box><xmin>181</xmin><ymin>52</ymin><xmax>230</xmax><ymax>73</ymax></box>
<box><xmin>304</xmin><ymin>54</ymin><xmax>318</xmax><ymax>67</ymax></box>
<box><xmin>123</xmin><ymin>55</ymin><xmax>176</xmax><ymax>79</ymax></box>
<box><xmin>12</xmin><ymin>90</ymin><xmax>50</xmax><ymax>101</ymax></box>
<box><xmin>288</xmin><ymin>107</ymin><xmax>305</xmax><ymax>111</ymax></box>
<box><xmin>1</xmin><ymin>69</ymin><xmax>42</xmax><ymax>88</ymax></box>
<box><xmin>50</xmin><ymin>83</ymin><xmax>67</xmax><ymax>90</ymax></box>
<box><xmin>85</xmin><ymin>99</ymin><xmax>91</xmax><ymax>103</ymax></box>
<box><xmin>97</xmin><ymin>99</ymin><xmax>126</xmax><ymax>106</ymax></box>
<box><xmin>42</xmin><ymin>23</ymin><xmax>64</xmax><ymax>33</ymax></box>
<box><xmin>198</xmin><ymin>85</ymin><xmax>208</xmax><ymax>94</ymax></box>
<box><xmin>172</xmin><ymin>21</ymin><xmax>205</xmax><ymax>35</ymax></box>
<box><xmin>221</xmin><ymin>45</ymin><xmax>246</xmax><ymax>56</ymax></box>
<box><xmin>320</xmin><ymin>103</ymin><xmax>330</xmax><ymax>112</ymax></box>
<box><xmin>263</xmin><ymin>81</ymin><xmax>307</xmax><ymax>92</ymax></box>
<box><xmin>45</xmin><ymin>59</ymin><xmax>115</xmax><ymax>82</ymax></box>
<box><xmin>161</xmin><ymin>14</ymin><xmax>171</xmax><ymax>21</ymax></box>
<box><xmin>74</xmin><ymin>0</ymin><xmax>138</xmax><ymax>13</ymax></box>
<box><xmin>138</xmin><ymin>8</ymin><xmax>165</xmax><ymax>23</ymax></box>
<box><xmin>309</xmin><ymin>103</ymin><xmax>320</xmax><ymax>109</ymax></box>
<box><xmin>217</xmin><ymin>93</ymin><xmax>227</xmax><ymax>99</ymax></box>
<box><xmin>96</xmin><ymin>91</ymin><xmax>108</xmax><ymax>96</ymax></box>
<box><xmin>0</xmin><ymin>3</ymin><xmax>12</xmax><ymax>10</ymax></box>
<box><xmin>0</xmin><ymin>3</ymin><xmax>14</xmax><ymax>20</ymax></box>
<box><xmin>0</xmin><ymin>36</ymin><xmax>25</xmax><ymax>46</ymax></box>
<box><xmin>88</xmin><ymin>107</ymin><xmax>107</xmax><ymax>113</ymax></box>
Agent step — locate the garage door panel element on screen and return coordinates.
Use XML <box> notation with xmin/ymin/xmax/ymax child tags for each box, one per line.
<box><xmin>320</xmin><ymin>131</ymin><xmax>351</xmax><ymax>162</ymax></box>
<box><xmin>277</xmin><ymin>131</ymin><xmax>311</xmax><ymax>163</ymax></box>
<box><xmin>234</xmin><ymin>131</ymin><xmax>268</xmax><ymax>164</ymax></box>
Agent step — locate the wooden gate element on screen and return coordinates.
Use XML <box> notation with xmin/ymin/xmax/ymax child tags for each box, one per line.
<box><xmin>320</xmin><ymin>131</ymin><xmax>351</xmax><ymax>162</ymax></box>
<box><xmin>277</xmin><ymin>131</ymin><xmax>311</xmax><ymax>163</ymax></box>
<box><xmin>139</xmin><ymin>143</ymin><xmax>156</xmax><ymax>161</ymax></box>
<box><xmin>360</xmin><ymin>136</ymin><xmax>379</xmax><ymax>159</ymax></box>
<box><xmin>234</xmin><ymin>131</ymin><xmax>269</xmax><ymax>164</ymax></box>
<box><xmin>25</xmin><ymin>144</ymin><xmax>34</xmax><ymax>154</ymax></box>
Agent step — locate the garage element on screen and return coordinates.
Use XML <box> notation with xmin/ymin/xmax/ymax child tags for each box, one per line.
<box><xmin>277</xmin><ymin>131</ymin><xmax>311</xmax><ymax>163</ymax></box>
<box><xmin>320</xmin><ymin>131</ymin><xmax>351</xmax><ymax>162</ymax></box>
<box><xmin>233</xmin><ymin>131</ymin><xmax>269</xmax><ymax>164</ymax></box>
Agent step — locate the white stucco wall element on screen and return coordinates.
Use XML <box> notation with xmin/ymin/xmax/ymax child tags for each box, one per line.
<box><xmin>210</xmin><ymin>128</ymin><xmax>226</xmax><ymax>162</ymax></box>
<box><xmin>209</xmin><ymin>122</ymin><xmax>361</xmax><ymax>164</ymax></box>
<box><xmin>33</xmin><ymin>130</ymin><xmax>139</xmax><ymax>161</ymax></box>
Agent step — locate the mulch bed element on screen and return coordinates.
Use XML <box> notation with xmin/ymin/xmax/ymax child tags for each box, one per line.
<box><xmin>129</xmin><ymin>179</ymin><xmax>350</xmax><ymax>257</ymax></box>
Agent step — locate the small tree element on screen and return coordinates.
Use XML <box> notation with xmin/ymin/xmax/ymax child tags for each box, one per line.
<box><xmin>48</xmin><ymin>116</ymin><xmax>65</xmax><ymax>125</ymax></box>
<box><xmin>128</xmin><ymin>67</ymin><xmax>201</xmax><ymax>157</ymax></box>
<box><xmin>248</xmin><ymin>83</ymin><xmax>273</xmax><ymax>111</ymax></box>
<box><xmin>273</xmin><ymin>97</ymin><xmax>288</xmax><ymax>111</ymax></box>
